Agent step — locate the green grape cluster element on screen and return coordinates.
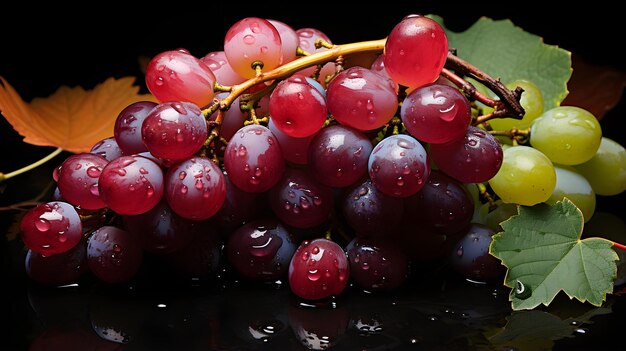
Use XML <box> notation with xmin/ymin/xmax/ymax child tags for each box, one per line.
<box><xmin>482</xmin><ymin>80</ymin><xmax>625</xmax><ymax>224</ymax></box>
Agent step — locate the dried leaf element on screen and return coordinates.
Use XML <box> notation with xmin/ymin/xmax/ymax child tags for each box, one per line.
<box><xmin>562</xmin><ymin>55</ymin><xmax>626</xmax><ymax>120</ymax></box>
<box><xmin>0</xmin><ymin>76</ymin><xmax>157</xmax><ymax>153</ymax></box>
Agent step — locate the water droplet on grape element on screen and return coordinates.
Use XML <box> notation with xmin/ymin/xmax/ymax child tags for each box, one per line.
<box><xmin>86</xmin><ymin>166</ymin><xmax>101</xmax><ymax>178</ymax></box>
<box><xmin>180</xmin><ymin>185</ymin><xmax>188</xmax><ymax>194</ymax></box>
<box><xmin>115</xmin><ymin>168</ymin><xmax>127</xmax><ymax>176</ymax></box>
<box><xmin>195</xmin><ymin>179</ymin><xmax>204</xmax><ymax>190</ymax></box>
<box><xmin>260</xmin><ymin>46</ymin><xmax>268</xmax><ymax>53</ymax></box>
<box><xmin>90</xmin><ymin>184</ymin><xmax>100</xmax><ymax>196</ymax></box>
<box><xmin>397</xmin><ymin>139</ymin><xmax>414</xmax><ymax>149</ymax></box>
<box><xmin>302</xmin><ymin>251</ymin><xmax>310</xmax><ymax>260</ymax></box>
<box><xmin>243</xmin><ymin>35</ymin><xmax>255</xmax><ymax>45</ymax></box>
<box><xmin>36</xmin><ymin>218</ymin><xmax>51</xmax><ymax>232</ymax></box>
<box><xmin>307</xmin><ymin>269</ymin><xmax>321</xmax><ymax>281</ymax></box>
<box><xmin>456</xmin><ymin>246</ymin><xmax>463</xmax><ymax>257</ymax></box>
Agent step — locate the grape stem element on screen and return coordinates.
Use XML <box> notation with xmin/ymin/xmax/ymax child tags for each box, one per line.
<box><xmin>443</xmin><ymin>52</ymin><xmax>525</xmax><ymax>119</ymax></box>
<box><xmin>201</xmin><ymin>39</ymin><xmax>526</xmax><ymax>132</ymax></box>
<box><xmin>0</xmin><ymin>147</ymin><xmax>63</xmax><ymax>184</ymax></box>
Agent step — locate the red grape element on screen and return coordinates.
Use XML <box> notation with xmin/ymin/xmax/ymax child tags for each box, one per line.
<box><xmin>20</xmin><ymin>201</ymin><xmax>82</xmax><ymax>256</ymax></box>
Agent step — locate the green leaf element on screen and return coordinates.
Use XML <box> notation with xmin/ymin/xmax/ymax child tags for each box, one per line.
<box><xmin>490</xmin><ymin>198</ymin><xmax>618</xmax><ymax>310</ymax></box>
<box><xmin>430</xmin><ymin>15</ymin><xmax>572</xmax><ymax>110</ymax></box>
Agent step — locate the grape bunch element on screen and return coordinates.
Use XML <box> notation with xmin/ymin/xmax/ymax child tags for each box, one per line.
<box><xmin>19</xmin><ymin>15</ymin><xmax>626</xmax><ymax>302</ymax></box>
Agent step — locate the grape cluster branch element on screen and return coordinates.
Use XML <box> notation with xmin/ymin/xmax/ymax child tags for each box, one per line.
<box><xmin>443</xmin><ymin>52</ymin><xmax>525</xmax><ymax>120</ymax></box>
<box><xmin>201</xmin><ymin>39</ymin><xmax>526</xmax><ymax>137</ymax></box>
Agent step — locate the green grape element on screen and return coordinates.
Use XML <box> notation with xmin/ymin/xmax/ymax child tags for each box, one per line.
<box><xmin>530</xmin><ymin>106</ymin><xmax>602</xmax><ymax>165</ymax></box>
<box><xmin>489</xmin><ymin>79</ymin><xmax>544</xmax><ymax>131</ymax></box>
<box><xmin>545</xmin><ymin>165</ymin><xmax>596</xmax><ymax>222</ymax></box>
<box><xmin>488</xmin><ymin>145</ymin><xmax>556</xmax><ymax>206</ymax></box>
<box><xmin>573</xmin><ymin>137</ymin><xmax>626</xmax><ymax>195</ymax></box>
<box><xmin>484</xmin><ymin>200</ymin><xmax>518</xmax><ymax>232</ymax></box>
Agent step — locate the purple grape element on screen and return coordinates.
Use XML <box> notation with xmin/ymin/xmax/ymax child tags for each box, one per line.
<box><xmin>403</xmin><ymin>170</ymin><xmax>473</xmax><ymax>235</ymax></box>
<box><xmin>122</xmin><ymin>199</ymin><xmax>195</xmax><ymax>254</ymax></box>
<box><xmin>56</xmin><ymin>153</ymin><xmax>108</xmax><ymax>210</ymax></box>
<box><xmin>98</xmin><ymin>155</ymin><xmax>164</xmax><ymax>215</ymax></box>
<box><xmin>25</xmin><ymin>241</ymin><xmax>87</xmax><ymax>286</ymax></box>
<box><xmin>269</xmin><ymin>168</ymin><xmax>333</xmax><ymax>229</ymax></box>
<box><xmin>342</xmin><ymin>178</ymin><xmax>403</xmax><ymax>237</ymax></box>
<box><xmin>430</xmin><ymin>126</ymin><xmax>503</xmax><ymax>183</ymax></box>
<box><xmin>226</xmin><ymin>219</ymin><xmax>297</xmax><ymax>280</ymax></box>
<box><xmin>90</xmin><ymin>136</ymin><xmax>124</xmax><ymax>161</ymax></box>
<box><xmin>307</xmin><ymin>124</ymin><xmax>373</xmax><ymax>188</ymax></box>
<box><xmin>345</xmin><ymin>237</ymin><xmax>409</xmax><ymax>292</ymax></box>
<box><xmin>20</xmin><ymin>201</ymin><xmax>82</xmax><ymax>256</ymax></box>
<box><xmin>114</xmin><ymin>101</ymin><xmax>157</xmax><ymax>154</ymax></box>
<box><xmin>224</xmin><ymin>124</ymin><xmax>285</xmax><ymax>193</ymax></box>
<box><xmin>368</xmin><ymin>134</ymin><xmax>430</xmax><ymax>197</ymax></box>
<box><xmin>164</xmin><ymin>156</ymin><xmax>226</xmax><ymax>220</ymax></box>
<box><xmin>449</xmin><ymin>224</ymin><xmax>506</xmax><ymax>282</ymax></box>
<box><xmin>288</xmin><ymin>238</ymin><xmax>349</xmax><ymax>300</ymax></box>
<box><xmin>326</xmin><ymin>67</ymin><xmax>398</xmax><ymax>131</ymax></box>
<box><xmin>141</xmin><ymin>101</ymin><xmax>208</xmax><ymax>161</ymax></box>
<box><xmin>400</xmin><ymin>83</ymin><xmax>471</xmax><ymax>144</ymax></box>
<box><xmin>87</xmin><ymin>226</ymin><xmax>143</xmax><ymax>284</ymax></box>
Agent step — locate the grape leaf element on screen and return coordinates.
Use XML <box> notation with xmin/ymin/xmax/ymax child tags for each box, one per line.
<box><xmin>431</xmin><ymin>16</ymin><xmax>572</xmax><ymax>111</ymax></box>
<box><xmin>0</xmin><ymin>76</ymin><xmax>157</xmax><ymax>153</ymax></box>
<box><xmin>490</xmin><ymin>198</ymin><xmax>618</xmax><ymax>310</ymax></box>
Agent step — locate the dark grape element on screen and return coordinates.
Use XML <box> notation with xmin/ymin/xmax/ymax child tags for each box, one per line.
<box><xmin>403</xmin><ymin>170</ymin><xmax>473</xmax><ymax>235</ymax></box>
<box><xmin>25</xmin><ymin>241</ymin><xmax>87</xmax><ymax>286</ymax></box>
<box><xmin>449</xmin><ymin>224</ymin><xmax>506</xmax><ymax>282</ymax></box>
<box><xmin>269</xmin><ymin>168</ymin><xmax>333</xmax><ymax>229</ymax></box>
<box><xmin>226</xmin><ymin>219</ymin><xmax>297</xmax><ymax>280</ymax></box>
<box><xmin>342</xmin><ymin>178</ymin><xmax>403</xmax><ymax>237</ymax></box>
<box><xmin>166</xmin><ymin>221</ymin><xmax>222</xmax><ymax>280</ymax></box>
<box><xmin>122</xmin><ymin>199</ymin><xmax>195</xmax><ymax>254</ymax></box>
<box><xmin>90</xmin><ymin>136</ymin><xmax>124</xmax><ymax>161</ymax></box>
<box><xmin>87</xmin><ymin>226</ymin><xmax>143</xmax><ymax>284</ymax></box>
<box><xmin>430</xmin><ymin>126</ymin><xmax>503</xmax><ymax>183</ymax></box>
<box><xmin>215</xmin><ymin>173</ymin><xmax>265</xmax><ymax>231</ymax></box>
<box><xmin>114</xmin><ymin>101</ymin><xmax>157</xmax><ymax>155</ymax></box>
<box><xmin>288</xmin><ymin>238</ymin><xmax>349</xmax><ymax>300</ymax></box>
<box><xmin>346</xmin><ymin>237</ymin><xmax>409</xmax><ymax>292</ymax></box>
<box><xmin>307</xmin><ymin>124</ymin><xmax>373</xmax><ymax>188</ymax></box>
<box><xmin>368</xmin><ymin>134</ymin><xmax>430</xmax><ymax>197</ymax></box>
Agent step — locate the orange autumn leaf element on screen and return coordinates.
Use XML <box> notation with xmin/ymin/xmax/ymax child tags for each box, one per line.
<box><xmin>0</xmin><ymin>76</ymin><xmax>157</xmax><ymax>153</ymax></box>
